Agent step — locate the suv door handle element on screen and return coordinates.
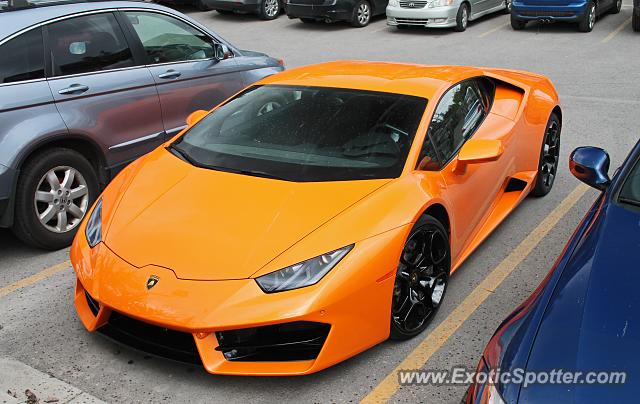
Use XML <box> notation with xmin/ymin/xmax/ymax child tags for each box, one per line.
<box><xmin>158</xmin><ymin>70</ymin><xmax>181</xmax><ymax>79</ymax></box>
<box><xmin>58</xmin><ymin>84</ymin><xmax>89</xmax><ymax>95</ymax></box>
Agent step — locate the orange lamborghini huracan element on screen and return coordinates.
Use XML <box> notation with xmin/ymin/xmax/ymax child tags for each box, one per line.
<box><xmin>71</xmin><ymin>61</ymin><xmax>561</xmax><ymax>376</ymax></box>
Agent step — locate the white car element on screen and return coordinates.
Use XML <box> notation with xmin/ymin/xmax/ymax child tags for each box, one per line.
<box><xmin>387</xmin><ymin>0</ymin><xmax>509</xmax><ymax>31</ymax></box>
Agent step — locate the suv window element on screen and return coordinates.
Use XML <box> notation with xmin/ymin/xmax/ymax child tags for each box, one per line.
<box><xmin>47</xmin><ymin>13</ymin><xmax>134</xmax><ymax>77</ymax></box>
<box><xmin>417</xmin><ymin>78</ymin><xmax>494</xmax><ymax>170</ymax></box>
<box><xmin>124</xmin><ymin>11</ymin><xmax>216</xmax><ymax>64</ymax></box>
<box><xmin>0</xmin><ymin>28</ymin><xmax>45</xmax><ymax>84</ymax></box>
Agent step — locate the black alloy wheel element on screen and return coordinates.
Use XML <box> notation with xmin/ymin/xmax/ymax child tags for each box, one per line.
<box><xmin>390</xmin><ymin>215</ymin><xmax>450</xmax><ymax>340</ymax></box>
<box><xmin>530</xmin><ymin>113</ymin><xmax>561</xmax><ymax>197</ymax></box>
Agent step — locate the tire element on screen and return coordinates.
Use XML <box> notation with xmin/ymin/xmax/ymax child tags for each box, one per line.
<box><xmin>530</xmin><ymin>113</ymin><xmax>561</xmax><ymax>197</ymax></box>
<box><xmin>634</xmin><ymin>12</ymin><xmax>640</xmax><ymax>32</ymax></box>
<box><xmin>578</xmin><ymin>1</ymin><xmax>596</xmax><ymax>32</ymax></box>
<box><xmin>610</xmin><ymin>0</ymin><xmax>621</xmax><ymax>14</ymax></box>
<box><xmin>351</xmin><ymin>0</ymin><xmax>372</xmax><ymax>27</ymax></box>
<box><xmin>454</xmin><ymin>3</ymin><xmax>470</xmax><ymax>31</ymax></box>
<box><xmin>510</xmin><ymin>13</ymin><xmax>526</xmax><ymax>30</ymax></box>
<box><xmin>259</xmin><ymin>0</ymin><xmax>281</xmax><ymax>19</ymax></box>
<box><xmin>504</xmin><ymin>0</ymin><xmax>512</xmax><ymax>14</ymax></box>
<box><xmin>390</xmin><ymin>215</ymin><xmax>450</xmax><ymax>340</ymax></box>
<box><xmin>300</xmin><ymin>17</ymin><xmax>318</xmax><ymax>23</ymax></box>
<box><xmin>12</xmin><ymin>148</ymin><xmax>99</xmax><ymax>250</ymax></box>
<box><xmin>196</xmin><ymin>0</ymin><xmax>211</xmax><ymax>11</ymax></box>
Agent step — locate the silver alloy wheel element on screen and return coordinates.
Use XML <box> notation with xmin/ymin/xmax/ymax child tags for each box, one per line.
<box><xmin>34</xmin><ymin>166</ymin><xmax>89</xmax><ymax>233</ymax></box>
<box><xmin>357</xmin><ymin>3</ymin><xmax>370</xmax><ymax>25</ymax></box>
<box><xmin>588</xmin><ymin>4</ymin><xmax>596</xmax><ymax>29</ymax></box>
<box><xmin>265</xmin><ymin>0</ymin><xmax>279</xmax><ymax>17</ymax></box>
<box><xmin>462</xmin><ymin>7</ymin><xmax>468</xmax><ymax>28</ymax></box>
<box><xmin>506</xmin><ymin>0</ymin><xmax>512</xmax><ymax>12</ymax></box>
<box><xmin>616</xmin><ymin>0</ymin><xmax>621</xmax><ymax>9</ymax></box>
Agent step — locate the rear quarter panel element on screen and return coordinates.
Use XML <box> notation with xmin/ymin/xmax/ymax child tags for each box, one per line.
<box><xmin>486</xmin><ymin>68</ymin><xmax>560</xmax><ymax>173</ymax></box>
<box><xmin>0</xmin><ymin>81</ymin><xmax>68</xmax><ymax>169</ymax></box>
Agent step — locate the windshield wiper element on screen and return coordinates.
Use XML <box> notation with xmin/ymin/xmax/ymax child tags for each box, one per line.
<box><xmin>167</xmin><ymin>146</ymin><xmax>287</xmax><ymax>181</ymax></box>
<box><xmin>167</xmin><ymin>144</ymin><xmax>200</xmax><ymax>167</ymax></box>
<box><xmin>234</xmin><ymin>169</ymin><xmax>288</xmax><ymax>181</ymax></box>
<box><xmin>619</xmin><ymin>196</ymin><xmax>640</xmax><ymax>207</ymax></box>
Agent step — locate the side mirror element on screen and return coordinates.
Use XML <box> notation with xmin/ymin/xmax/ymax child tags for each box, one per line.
<box><xmin>213</xmin><ymin>43</ymin><xmax>231</xmax><ymax>61</ymax></box>
<box><xmin>186</xmin><ymin>110</ymin><xmax>208</xmax><ymax>127</ymax></box>
<box><xmin>453</xmin><ymin>139</ymin><xmax>504</xmax><ymax>174</ymax></box>
<box><xmin>569</xmin><ymin>146</ymin><xmax>611</xmax><ymax>191</ymax></box>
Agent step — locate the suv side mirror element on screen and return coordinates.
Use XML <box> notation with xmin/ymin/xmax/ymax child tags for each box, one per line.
<box><xmin>186</xmin><ymin>110</ymin><xmax>208</xmax><ymax>126</ymax></box>
<box><xmin>213</xmin><ymin>43</ymin><xmax>231</xmax><ymax>61</ymax></box>
<box><xmin>569</xmin><ymin>146</ymin><xmax>611</xmax><ymax>191</ymax></box>
<box><xmin>453</xmin><ymin>139</ymin><xmax>503</xmax><ymax>174</ymax></box>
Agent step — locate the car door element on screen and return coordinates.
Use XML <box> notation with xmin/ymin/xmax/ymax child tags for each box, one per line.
<box><xmin>45</xmin><ymin>11</ymin><xmax>165</xmax><ymax>171</ymax></box>
<box><xmin>472</xmin><ymin>0</ymin><xmax>493</xmax><ymax>15</ymax></box>
<box><xmin>121</xmin><ymin>10</ymin><xmax>246</xmax><ymax>140</ymax></box>
<box><xmin>417</xmin><ymin>78</ymin><xmax>505</xmax><ymax>257</ymax></box>
<box><xmin>0</xmin><ymin>27</ymin><xmax>68</xmax><ymax>170</ymax></box>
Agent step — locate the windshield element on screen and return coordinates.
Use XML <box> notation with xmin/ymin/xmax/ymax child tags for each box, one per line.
<box><xmin>619</xmin><ymin>154</ymin><xmax>640</xmax><ymax>207</ymax></box>
<box><xmin>171</xmin><ymin>85</ymin><xmax>428</xmax><ymax>182</ymax></box>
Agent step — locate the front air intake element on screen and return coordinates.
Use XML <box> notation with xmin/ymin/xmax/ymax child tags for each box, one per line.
<box><xmin>216</xmin><ymin>321</ymin><xmax>330</xmax><ymax>362</ymax></box>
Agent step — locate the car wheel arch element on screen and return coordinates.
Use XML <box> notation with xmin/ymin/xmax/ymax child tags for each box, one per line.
<box><xmin>462</xmin><ymin>1</ymin><xmax>472</xmax><ymax>14</ymax></box>
<box><xmin>421</xmin><ymin>203</ymin><xmax>451</xmax><ymax>240</ymax></box>
<box><xmin>13</xmin><ymin>134</ymin><xmax>108</xmax><ymax>202</ymax></box>
<box><xmin>551</xmin><ymin>105</ymin><xmax>562</xmax><ymax>125</ymax></box>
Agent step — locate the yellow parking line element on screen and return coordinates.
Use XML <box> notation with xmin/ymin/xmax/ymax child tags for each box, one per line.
<box><xmin>602</xmin><ymin>17</ymin><xmax>631</xmax><ymax>43</ymax></box>
<box><xmin>0</xmin><ymin>260</ymin><xmax>71</xmax><ymax>298</ymax></box>
<box><xmin>478</xmin><ymin>22</ymin><xmax>510</xmax><ymax>38</ymax></box>
<box><xmin>361</xmin><ymin>184</ymin><xmax>590</xmax><ymax>404</ymax></box>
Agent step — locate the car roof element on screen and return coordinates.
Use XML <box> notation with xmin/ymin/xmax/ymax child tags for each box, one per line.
<box><xmin>0</xmin><ymin>1</ymin><xmax>173</xmax><ymax>41</ymax></box>
<box><xmin>259</xmin><ymin>61</ymin><xmax>484</xmax><ymax>99</ymax></box>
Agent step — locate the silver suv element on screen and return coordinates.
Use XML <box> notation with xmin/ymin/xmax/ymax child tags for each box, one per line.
<box><xmin>0</xmin><ymin>0</ymin><xmax>284</xmax><ymax>249</ymax></box>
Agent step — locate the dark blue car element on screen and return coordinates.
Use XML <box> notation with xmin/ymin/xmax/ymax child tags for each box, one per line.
<box><xmin>466</xmin><ymin>139</ymin><xmax>640</xmax><ymax>403</ymax></box>
<box><xmin>511</xmin><ymin>0</ymin><xmax>622</xmax><ymax>31</ymax></box>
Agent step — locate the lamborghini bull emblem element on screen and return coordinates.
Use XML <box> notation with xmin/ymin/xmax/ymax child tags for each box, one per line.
<box><xmin>146</xmin><ymin>275</ymin><xmax>160</xmax><ymax>290</ymax></box>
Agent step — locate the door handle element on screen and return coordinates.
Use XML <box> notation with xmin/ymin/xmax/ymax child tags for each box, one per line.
<box><xmin>58</xmin><ymin>84</ymin><xmax>89</xmax><ymax>95</ymax></box>
<box><xmin>158</xmin><ymin>70</ymin><xmax>182</xmax><ymax>79</ymax></box>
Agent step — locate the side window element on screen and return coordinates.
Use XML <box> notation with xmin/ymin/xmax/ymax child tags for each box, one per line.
<box><xmin>47</xmin><ymin>13</ymin><xmax>134</xmax><ymax>77</ymax></box>
<box><xmin>418</xmin><ymin>79</ymin><xmax>493</xmax><ymax>170</ymax></box>
<box><xmin>124</xmin><ymin>12</ymin><xmax>215</xmax><ymax>64</ymax></box>
<box><xmin>0</xmin><ymin>28</ymin><xmax>45</xmax><ymax>84</ymax></box>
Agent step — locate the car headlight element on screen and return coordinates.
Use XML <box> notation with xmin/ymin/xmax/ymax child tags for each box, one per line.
<box><xmin>388</xmin><ymin>0</ymin><xmax>399</xmax><ymax>6</ymax></box>
<box><xmin>85</xmin><ymin>198</ymin><xmax>103</xmax><ymax>248</ymax></box>
<box><xmin>429</xmin><ymin>0</ymin><xmax>454</xmax><ymax>7</ymax></box>
<box><xmin>255</xmin><ymin>244</ymin><xmax>353</xmax><ymax>293</ymax></box>
<box><xmin>469</xmin><ymin>358</ymin><xmax>507</xmax><ymax>404</ymax></box>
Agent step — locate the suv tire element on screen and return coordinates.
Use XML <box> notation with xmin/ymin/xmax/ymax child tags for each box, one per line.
<box><xmin>12</xmin><ymin>148</ymin><xmax>99</xmax><ymax>250</ymax></box>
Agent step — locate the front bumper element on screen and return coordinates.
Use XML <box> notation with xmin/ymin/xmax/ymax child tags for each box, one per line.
<box><xmin>386</xmin><ymin>4</ymin><xmax>458</xmax><ymax>27</ymax></box>
<box><xmin>285</xmin><ymin>1</ymin><xmax>353</xmax><ymax>22</ymax></box>
<box><xmin>71</xmin><ymin>223</ymin><xmax>408</xmax><ymax>375</ymax></box>
<box><xmin>205</xmin><ymin>0</ymin><xmax>261</xmax><ymax>12</ymax></box>
<box><xmin>512</xmin><ymin>1</ymin><xmax>587</xmax><ymax>21</ymax></box>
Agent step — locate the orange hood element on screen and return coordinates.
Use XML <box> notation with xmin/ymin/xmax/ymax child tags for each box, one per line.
<box><xmin>104</xmin><ymin>149</ymin><xmax>391</xmax><ymax>281</ymax></box>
